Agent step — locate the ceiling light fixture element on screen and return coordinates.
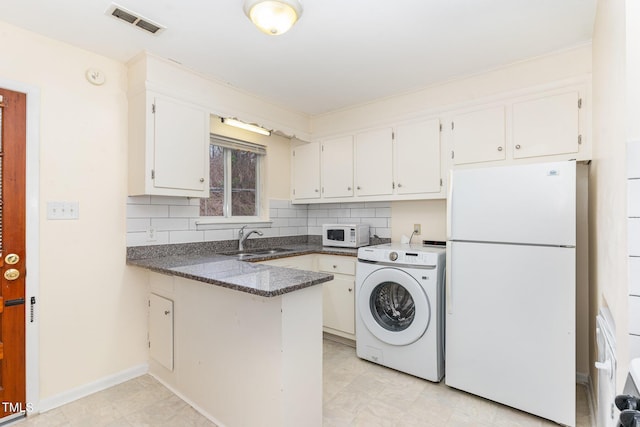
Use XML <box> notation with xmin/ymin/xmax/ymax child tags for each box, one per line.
<box><xmin>243</xmin><ymin>0</ymin><xmax>303</xmax><ymax>36</ymax></box>
<box><xmin>221</xmin><ymin>118</ymin><xmax>271</xmax><ymax>136</ymax></box>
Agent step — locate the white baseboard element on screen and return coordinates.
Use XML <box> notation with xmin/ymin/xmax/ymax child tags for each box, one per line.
<box><xmin>38</xmin><ymin>363</ymin><xmax>149</xmax><ymax>413</ymax></box>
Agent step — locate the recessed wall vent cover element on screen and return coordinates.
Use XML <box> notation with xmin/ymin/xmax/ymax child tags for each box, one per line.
<box><xmin>106</xmin><ymin>3</ymin><xmax>165</xmax><ymax>35</ymax></box>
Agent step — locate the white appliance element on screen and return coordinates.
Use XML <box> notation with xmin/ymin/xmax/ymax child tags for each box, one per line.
<box><xmin>446</xmin><ymin>160</ymin><xmax>576</xmax><ymax>426</ymax></box>
<box><xmin>322</xmin><ymin>224</ymin><xmax>369</xmax><ymax>248</ymax></box>
<box><xmin>596</xmin><ymin>308</ymin><xmax>617</xmax><ymax>427</ymax></box>
<box><xmin>355</xmin><ymin>243</ymin><xmax>445</xmax><ymax>381</ymax></box>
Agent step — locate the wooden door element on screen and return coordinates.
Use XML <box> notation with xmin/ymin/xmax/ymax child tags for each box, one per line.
<box><xmin>0</xmin><ymin>88</ymin><xmax>27</xmax><ymax>419</ymax></box>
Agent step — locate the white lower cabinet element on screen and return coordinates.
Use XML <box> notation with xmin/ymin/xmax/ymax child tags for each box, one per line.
<box><xmin>318</xmin><ymin>255</ymin><xmax>356</xmax><ymax>340</ymax></box>
<box><xmin>149</xmin><ymin>293</ymin><xmax>174</xmax><ymax>371</ymax></box>
<box><xmin>259</xmin><ymin>254</ymin><xmax>357</xmax><ymax>340</ymax></box>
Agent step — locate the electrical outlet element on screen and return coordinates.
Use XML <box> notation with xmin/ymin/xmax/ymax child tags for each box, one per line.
<box><xmin>146</xmin><ymin>227</ymin><xmax>157</xmax><ymax>242</ymax></box>
<box><xmin>413</xmin><ymin>224</ymin><xmax>421</xmax><ymax>235</ymax></box>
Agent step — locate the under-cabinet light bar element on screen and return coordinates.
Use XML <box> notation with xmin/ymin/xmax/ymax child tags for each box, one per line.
<box><xmin>221</xmin><ymin>118</ymin><xmax>271</xmax><ymax>136</ymax></box>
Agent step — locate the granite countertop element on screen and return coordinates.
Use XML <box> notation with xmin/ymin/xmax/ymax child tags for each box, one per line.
<box><xmin>127</xmin><ymin>244</ymin><xmax>359</xmax><ymax>298</ymax></box>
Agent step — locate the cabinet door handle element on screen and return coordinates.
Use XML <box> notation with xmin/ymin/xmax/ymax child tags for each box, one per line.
<box><xmin>332</xmin><ymin>265</ymin><xmax>337</xmax><ymax>269</ymax></box>
<box><xmin>347</xmin><ymin>187</ymin><xmax>351</xmax><ymax>191</ymax></box>
<box><xmin>357</xmin><ymin>186</ymin><xmax>361</xmax><ymax>190</ymax></box>
<box><xmin>348</xmin><ymin>288</ymin><xmax>352</xmax><ymax>292</ymax></box>
<box><xmin>164</xmin><ymin>310</ymin><xmax>171</xmax><ymax>315</ymax></box>
<box><xmin>497</xmin><ymin>146</ymin><xmax>503</xmax><ymax>151</ymax></box>
<box><xmin>199</xmin><ymin>178</ymin><xmax>204</xmax><ymax>182</ymax></box>
<box><xmin>397</xmin><ymin>183</ymin><xmax>402</xmax><ymax>188</ymax></box>
<box><xmin>515</xmin><ymin>145</ymin><xmax>521</xmax><ymax>150</ymax></box>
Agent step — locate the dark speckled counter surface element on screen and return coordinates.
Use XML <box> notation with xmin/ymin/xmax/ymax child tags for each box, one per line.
<box><xmin>127</xmin><ymin>242</ymin><xmax>361</xmax><ymax>298</ymax></box>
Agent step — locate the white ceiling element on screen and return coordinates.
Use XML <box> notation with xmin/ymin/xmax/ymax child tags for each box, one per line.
<box><xmin>0</xmin><ymin>0</ymin><xmax>596</xmax><ymax>115</ymax></box>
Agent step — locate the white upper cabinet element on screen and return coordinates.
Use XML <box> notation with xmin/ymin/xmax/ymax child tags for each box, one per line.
<box><xmin>321</xmin><ymin>136</ymin><xmax>354</xmax><ymax>198</ymax></box>
<box><xmin>291</xmin><ymin>81</ymin><xmax>589</xmax><ymax>204</ymax></box>
<box><xmin>355</xmin><ymin>128</ymin><xmax>394</xmax><ymax>197</ymax></box>
<box><xmin>394</xmin><ymin>119</ymin><xmax>442</xmax><ymax>195</ymax></box>
<box><xmin>128</xmin><ymin>91</ymin><xmax>210</xmax><ymax>197</ymax></box>
<box><xmin>451</xmin><ymin>106</ymin><xmax>506</xmax><ymax>165</ymax></box>
<box><xmin>153</xmin><ymin>94</ymin><xmax>210</xmax><ymax>193</ymax></box>
<box><xmin>512</xmin><ymin>91</ymin><xmax>580</xmax><ymax>159</ymax></box>
<box><xmin>292</xmin><ymin>141</ymin><xmax>321</xmax><ymax>200</ymax></box>
<box><xmin>447</xmin><ymin>83</ymin><xmax>589</xmax><ymax>167</ymax></box>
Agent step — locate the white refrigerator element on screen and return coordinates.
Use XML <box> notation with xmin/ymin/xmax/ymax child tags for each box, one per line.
<box><xmin>446</xmin><ymin>160</ymin><xmax>576</xmax><ymax>427</ymax></box>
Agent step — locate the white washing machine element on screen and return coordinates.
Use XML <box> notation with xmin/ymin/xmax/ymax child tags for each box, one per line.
<box><xmin>355</xmin><ymin>243</ymin><xmax>445</xmax><ymax>382</ymax></box>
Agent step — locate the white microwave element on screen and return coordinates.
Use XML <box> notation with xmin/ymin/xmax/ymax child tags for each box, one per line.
<box><xmin>322</xmin><ymin>224</ymin><xmax>370</xmax><ymax>248</ymax></box>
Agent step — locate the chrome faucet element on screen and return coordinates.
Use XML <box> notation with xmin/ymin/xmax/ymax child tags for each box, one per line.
<box><xmin>238</xmin><ymin>225</ymin><xmax>263</xmax><ymax>251</ymax></box>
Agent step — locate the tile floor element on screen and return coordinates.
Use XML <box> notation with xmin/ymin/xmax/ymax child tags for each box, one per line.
<box><xmin>15</xmin><ymin>339</ymin><xmax>593</xmax><ymax>427</ymax></box>
<box><xmin>322</xmin><ymin>340</ymin><xmax>593</xmax><ymax>427</ymax></box>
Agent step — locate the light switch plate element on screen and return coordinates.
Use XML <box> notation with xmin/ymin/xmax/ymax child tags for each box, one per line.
<box><xmin>47</xmin><ymin>201</ymin><xmax>79</xmax><ymax>220</ymax></box>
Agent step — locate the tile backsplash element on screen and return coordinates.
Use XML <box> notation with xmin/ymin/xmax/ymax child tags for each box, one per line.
<box><xmin>126</xmin><ymin>196</ymin><xmax>391</xmax><ymax>247</ymax></box>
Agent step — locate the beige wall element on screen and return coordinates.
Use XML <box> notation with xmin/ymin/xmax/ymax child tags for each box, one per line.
<box><xmin>391</xmin><ymin>200</ymin><xmax>447</xmax><ymax>243</ymax></box>
<box><xmin>0</xmin><ymin>21</ymin><xmax>149</xmax><ymax>400</ymax></box>
<box><xmin>591</xmin><ymin>0</ymin><xmax>630</xmax><ymax>391</ymax></box>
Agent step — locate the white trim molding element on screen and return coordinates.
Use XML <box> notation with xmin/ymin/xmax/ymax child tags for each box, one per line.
<box><xmin>38</xmin><ymin>364</ymin><xmax>149</xmax><ymax>413</ymax></box>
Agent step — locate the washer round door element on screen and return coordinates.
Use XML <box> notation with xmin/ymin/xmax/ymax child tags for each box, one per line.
<box><xmin>358</xmin><ymin>267</ymin><xmax>431</xmax><ymax>346</ymax></box>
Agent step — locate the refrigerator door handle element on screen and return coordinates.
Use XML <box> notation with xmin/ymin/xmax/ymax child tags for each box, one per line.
<box><xmin>446</xmin><ymin>170</ymin><xmax>453</xmax><ymax>240</ymax></box>
<box><xmin>446</xmin><ymin>241</ymin><xmax>452</xmax><ymax>314</ymax></box>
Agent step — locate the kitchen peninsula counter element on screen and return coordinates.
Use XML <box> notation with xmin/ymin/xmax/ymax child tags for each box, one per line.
<box><xmin>126</xmin><ymin>242</ymin><xmax>361</xmax><ymax>427</ymax></box>
<box><xmin>127</xmin><ymin>243</ymin><xmax>357</xmax><ymax>297</ymax></box>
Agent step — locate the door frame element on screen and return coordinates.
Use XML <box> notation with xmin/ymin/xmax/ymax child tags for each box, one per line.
<box><xmin>1</xmin><ymin>77</ymin><xmax>40</xmax><ymax>416</ymax></box>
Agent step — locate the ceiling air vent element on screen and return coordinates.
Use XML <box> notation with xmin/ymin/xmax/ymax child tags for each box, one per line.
<box><xmin>106</xmin><ymin>4</ymin><xmax>165</xmax><ymax>35</ymax></box>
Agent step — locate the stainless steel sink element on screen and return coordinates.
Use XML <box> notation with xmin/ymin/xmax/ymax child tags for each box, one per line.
<box><xmin>234</xmin><ymin>253</ymin><xmax>259</xmax><ymax>260</ymax></box>
<box><xmin>251</xmin><ymin>248</ymin><xmax>289</xmax><ymax>255</ymax></box>
<box><xmin>223</xmin><ymin>248</ymin><xmax>291</xmax><ymax>259</ymax></box>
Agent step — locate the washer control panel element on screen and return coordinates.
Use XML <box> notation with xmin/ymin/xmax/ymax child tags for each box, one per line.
<box><xmin>358</xmin><ymin>243</ymin><xmax>444</xmax><ymax>267</ymax></box>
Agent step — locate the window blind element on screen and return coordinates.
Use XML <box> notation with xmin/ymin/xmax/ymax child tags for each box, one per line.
<box><xmin>210</xmin><ymin>134</ymin><xmax>266</xmax><ymax>155</ymax></box>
